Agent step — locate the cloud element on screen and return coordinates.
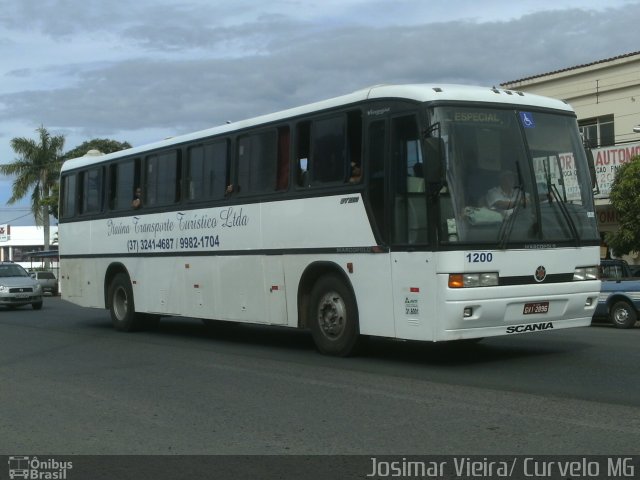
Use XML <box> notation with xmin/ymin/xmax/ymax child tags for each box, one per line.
<box><xmin>0</xmin><ymin>1</ymin><xmax>639</xmax><ymax>155</ymax></box>
<box><xmin>2</xmin><ymin>0</ymin><xmax>639</xmax><ymax>225</ymax></box>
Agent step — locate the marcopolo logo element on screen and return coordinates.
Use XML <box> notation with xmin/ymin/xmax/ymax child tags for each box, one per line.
<box><xmin>8</xmin><ymin>456</ymin><xmax>73</xmax><ymax>479</ymax></box>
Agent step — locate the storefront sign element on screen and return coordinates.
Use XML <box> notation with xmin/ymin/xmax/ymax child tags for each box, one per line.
<box><xmin>593</xmin><ymin>142</ymin><xmax>640</xmax><ymax>197</ymax></box>
<box><xmin>596</xmin><ymin>205</ymin><xmax>620</xmax><ymax>228</ymax></box>
<box><xmin>0</xmin><ymin>224</ymin><xmax>9</xmax><ymax>242</ymax></box>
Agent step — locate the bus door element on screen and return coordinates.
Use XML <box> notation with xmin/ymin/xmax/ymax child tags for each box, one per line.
<box><xmin>388</xmin><ymin>114</ymin><xmax>438</xmax><ymax>341</ymax></box>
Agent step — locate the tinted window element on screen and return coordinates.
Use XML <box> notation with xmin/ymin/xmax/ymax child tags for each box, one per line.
<box><xmin>146</xmin><ymin>150</ymin><xmax>180</xmax><ymax>206</ymax></box>
<box><xmin>61</xmin><ymin>174</ymin><xmax>76</xmax><ymax>219</ymax></box>
<box><xmin>109</xmin><ymin>159</ymin><xmax>140</xmax><ymax>210</ymax></box>
<box><xmin>237</xmin><ymin>131</ymin><xmax>277</xmax><ymax>194</ymax></box>
<box><xmin>312</xmin><ymin>116</ymin><xmax>346</xmax><ymax>184</ymax></box>
<box><xmin>368</xmin><ymin>120</ymin><xmax>387</xmax><ymax>240</ymax></box>
<box><xmin>187</xmin><ymin>141</ymin><xmax>228</xmax><ymax>201</ymax></box>
<box><xmin>295</xmin><ymin>113</ymin><xmax>360</xmax><ymax>188</ymax></box>
<box><xmin>81</xmin><ymin>167</ymin><xmax>102</xmax><ymax>214</ymax></box>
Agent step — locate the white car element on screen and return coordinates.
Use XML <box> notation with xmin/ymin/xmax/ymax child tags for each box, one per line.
<box><xmin>0</xmin><ymin>262</ymin><xmax>43</xmax><ymax>310</ymax></box>
<box><xmin>30</xmin><ymin>270</ymin><xmax>59</xmax><ymax>295</ymax></box>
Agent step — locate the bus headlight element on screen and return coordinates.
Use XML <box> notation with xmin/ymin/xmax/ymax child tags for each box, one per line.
<box><xmin>574</xmin><ymin>266</ymin><xmax>599</xmax><ymax>281</ymax></box>
<box><xmin>449</xmin><ymin>272</ymin><xmax>499</xmax><ymax>288</ymax></box>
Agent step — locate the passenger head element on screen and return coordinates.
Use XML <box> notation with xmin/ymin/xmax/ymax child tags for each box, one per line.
<box><xmin>500</xmin><ymin>170</ymin><xmax>516</xmax><ymax>192</ymax></box>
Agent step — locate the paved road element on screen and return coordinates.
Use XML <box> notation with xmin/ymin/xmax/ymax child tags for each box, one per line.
<box><xmin>1</xmin><ymin>297</ymin><xmax>639</xmax><ymax>455</ymax></box>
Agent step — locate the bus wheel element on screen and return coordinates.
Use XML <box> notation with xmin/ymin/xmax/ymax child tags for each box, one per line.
<box><xmin>610</xmin><ymin>301</ymin><xmax>637</xmax><ymax>329</ymax></box>
<box><xmin>309</xmin><ymin>274</ymin><xmax>360</xmax><ymax>356</ymax></box>
<box><xmin>108</xmin><ymin>273</ymin><xmax>141</xmax><ymax>332</ymax></box>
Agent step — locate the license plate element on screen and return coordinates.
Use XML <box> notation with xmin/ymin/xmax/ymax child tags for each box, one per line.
<box><xmin>14</xmin><ymin>293</ymin><xmax>29</xmax><ymax>298</ymax></box>
<box><xmin>523</xmin><ymin>301</ymin><xmax>549</xmax><ymax>314</ymax></box>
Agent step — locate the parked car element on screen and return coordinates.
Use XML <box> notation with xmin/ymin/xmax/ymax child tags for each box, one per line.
<box><xmin>30</xmin><ymin>270</ymin><xmax>58</xmax><ymax>295</ymax></box>
<box><xmin>0</xmin><ymin>262</ymin><xmax>43</xmax><ymax>310</ymax></box>
<box><xmin>594</xmin><ymin>259</ymin><xmax>640</xmax><ymax>328</ymax></box>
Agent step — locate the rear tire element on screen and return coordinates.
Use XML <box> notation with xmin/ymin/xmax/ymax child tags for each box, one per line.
<box><xmin>610</xmin><ymin>300</ymin><xmax>637</xmax><ymax>329</ymax></box>
<box><xmin>308</xmin><ymin>274</ymin><xmax>360</xmax><ymax>356</ymax></box>
<box><xmin>108</xmin><ymin>273</ymin><xmax>142</xmax><ymax>331</ymax></box>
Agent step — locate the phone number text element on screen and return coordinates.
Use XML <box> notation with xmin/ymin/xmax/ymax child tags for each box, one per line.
<box><xmin>127</xmin><ymin>235</ymin><xmax>220</xmax><ymax>253</ymax></box>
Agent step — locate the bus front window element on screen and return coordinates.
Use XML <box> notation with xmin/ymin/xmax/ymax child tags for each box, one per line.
<box><xmin>431</xmin><ymin>106</ymin><xmax>599</xmax><ymax>247</ymax></box>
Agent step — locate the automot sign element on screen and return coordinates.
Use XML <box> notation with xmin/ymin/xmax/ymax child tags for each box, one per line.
<box><xmin>593</xmin><ymin>141</ymin><xmax>640</xmax><ymax>198</ymax></box>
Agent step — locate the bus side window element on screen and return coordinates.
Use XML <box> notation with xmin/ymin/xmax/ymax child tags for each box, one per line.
<box><xmin>60</xmin><ymin>174</ymin><xmax>77</xmax><ymax>219</ymax></box>
<box><xmin>346</xmin><ymin>110</ymin><xmax>363</xmax><ymax>183</ymax></box>
<box><xmin>296</xmin><ymin>121</ymin><xmax>311</xmax><ymax>187</ymax></box>
<box><xmin>109</xmin><ymin>158</ymin><xmax>139</xmax><ymax>211</ymax></box>
<box><xmin>276</xmin><ymin>126</ymin><xmax>290</xmax><ymax>191</ymax></box>
<box><xmin>237</xmin><ymin>130</ymin><xmax>277</xmax><ymax>195</ymax></box>
<box><xmin>187</xmin><ymin>142</ymin><xmax>228</xmax><ymax>201</ymax></box>
<box><xmin>80</xmin><ymin>167</ymin><xmax>103</xmax><ymax>214</ymax></box>
<box><xmin>145</xmin><ymin>150</ymin><xmax>180</xmax><ymax>206</ymax></box>
<box><xmin>312</xmin><ymin>115</ymin><xmax>346</xmax><ymax>184</ymax></box>
<box><xmin>187</xmin><ymin>145</ymin><xmax>205</xmax><ymax>201</ymax></box>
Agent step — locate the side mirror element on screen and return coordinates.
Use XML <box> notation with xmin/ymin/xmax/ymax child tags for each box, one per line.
<box><xmin>423</xmin><ymin>137</ymin><xmax>445</xmax><ymax>196</ymax></box>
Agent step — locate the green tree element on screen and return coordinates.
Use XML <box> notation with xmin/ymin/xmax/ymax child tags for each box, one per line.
<box><xmin>42</xmin><ymin>138</ymin><xmax>132</xmax><ymax>219</ymax></box>
<box><xmin>0</xmin><ymin>126</ymin><xmax>64</xmax><ymax>257</ymax></box>
<box><xmin>605</xmin><ymin>155</ymin><xmax>640</xmax><ymax>256</ymax></box>
<box><xmin>63</xmin><ymin>138</ymin><xmax>131</xmax><ymax>160</ymax></box>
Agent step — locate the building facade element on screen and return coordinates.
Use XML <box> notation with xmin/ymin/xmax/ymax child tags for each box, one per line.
<box><xmin>502</xmin><ymin>51</ymin><xmax>640</xmax><ymax>264</ymax></box>
<box><xmin>0</xmin><ymin>224</ymin><xmax>58</xmax><ymax>269</ymax></box>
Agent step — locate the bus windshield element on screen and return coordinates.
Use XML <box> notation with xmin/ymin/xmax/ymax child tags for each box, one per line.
<box><xmin>431</xmin><ymin>106</ymin><xmax>599</xmax><ymax>246</ymax></box>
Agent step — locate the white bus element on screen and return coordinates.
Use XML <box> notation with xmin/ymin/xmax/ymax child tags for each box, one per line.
<box><xmin>59</xmin><ymin>84</ymin><xmax>601</xmax><ymax>356</ymax></box>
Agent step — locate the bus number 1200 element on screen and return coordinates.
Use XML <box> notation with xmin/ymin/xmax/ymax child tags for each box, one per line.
<box><xmin>466</xmin><ymin>252</ymin><xmax>493</xmax><ymax>263</ymax></box>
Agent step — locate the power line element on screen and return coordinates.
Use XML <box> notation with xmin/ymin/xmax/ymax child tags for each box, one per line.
<box><xmin>0</xmin><ymin>212</ymin><xmax>34</xmax><ymax>224</ymax></box>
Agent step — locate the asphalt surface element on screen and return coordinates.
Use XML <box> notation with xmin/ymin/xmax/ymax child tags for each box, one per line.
<box><xmin>1</xmin><ymin>296</ymin><xmax>639</xmax><ymax>456</ymax></box>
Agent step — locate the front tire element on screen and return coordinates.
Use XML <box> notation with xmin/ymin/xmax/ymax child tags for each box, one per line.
<box><xmin>308</xmin><ymin>274</ymin><xmax>360</xmax><ymax>356</ymax></box>
<box><xmin>108</xmin><ymin>273</ymin><xmax>142</xmax><ymax>331</ymax></box>
<box><xmin>32</xmin><ymin>301</ymin><xmax>43</xmax><ymax>310</ymax></box>
<box><xmin>610</xmin><ymin>300</ymin><xmax>637</xmax><ymax>329</ymax></box>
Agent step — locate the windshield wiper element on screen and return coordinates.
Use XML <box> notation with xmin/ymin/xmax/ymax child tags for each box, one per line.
<box><xmin>498</xmin><ymin>162</ymin><xmax>526</xmax><ymax>249</ymax></box>
<box><xmin>498</xmin><ymin>186</ymin><xmax>523</xmax><ymax>249</ymax></box>
<box><xmin>548</xmin><ymin>183</ymin><xmax>580</xmax><ymax>245</ymax></box>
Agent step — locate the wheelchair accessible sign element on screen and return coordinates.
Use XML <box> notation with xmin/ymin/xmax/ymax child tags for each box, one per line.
<box><xmin>520</xmin><ymin>112</ymin><xmax>535</xmax><ymax>128</ymax></box>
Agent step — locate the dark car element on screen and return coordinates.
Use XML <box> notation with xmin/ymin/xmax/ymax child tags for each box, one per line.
<box><xmin>0</xmin><ymin>262</ymin><xmax>43</xmax><ymax>310</ymax></box>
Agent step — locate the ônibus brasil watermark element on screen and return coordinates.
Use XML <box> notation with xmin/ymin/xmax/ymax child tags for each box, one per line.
<box><xmin>8</xmin><ymin>456</ymin><xmax>72</xmax><ymax>480</ymax></box>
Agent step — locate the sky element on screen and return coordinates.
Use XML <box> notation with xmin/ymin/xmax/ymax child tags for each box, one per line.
<box><xmin>2</xmin><ymin>0</ymin><xmax>640</xmax><ymax>225</ymax></box>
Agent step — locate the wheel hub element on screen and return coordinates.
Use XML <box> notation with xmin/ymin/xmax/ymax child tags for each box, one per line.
<box><xmin>614</xmin><ymin>308</ymin><xmax>629</xmax><ymax>323</ymax></box>
<box><xmin>317</xmin><ymin>291</ymin><xmax>346</xmax><ymax>340</ymax></box>
<box><xmin>113</xmin><ymin>286</ymin><xmax>129</xmax><ymax>321</ymax></box>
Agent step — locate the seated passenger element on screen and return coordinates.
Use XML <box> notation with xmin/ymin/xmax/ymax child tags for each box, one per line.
<box><xmin>348</xmin><ymin>162</ymin><xmax>362</xmax><ymax>183</ymax></box>
<box><xmin>131</xmin><ymin>187</ymin><xmax>143</xmax><ymax>209</ymax></box>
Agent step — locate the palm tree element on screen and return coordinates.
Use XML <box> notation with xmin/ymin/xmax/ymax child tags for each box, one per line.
<box><xmin>0</xmin><ymin>126</ymin><xmax>65</xmax><ymax>263</ymax></box>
